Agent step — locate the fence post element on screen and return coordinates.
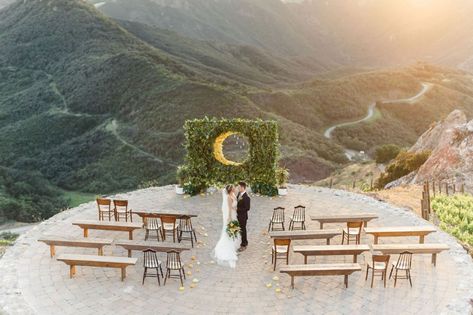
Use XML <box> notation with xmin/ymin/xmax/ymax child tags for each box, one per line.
<box><xmin>329</xmin><ymin>178</ymin><xmax>333</xmax><ymax>189</ymax></box>
<box><xmin>432</xmin><ymin>180</ymin><xmax>436</xmax><ymax>197</ymax></box>
<box><xmin>461</xmin><ymin>183</ymin><xmax>465</xmax><ymax>194</ymax></box>
<box><xmin>445</xmin><ymin>183</ymin><xmax>449</xmax><ymax>196</ymax></box>
<box><xmin>352</xmin><ymin>178</ymin><xmax>356</xmax><ymax>189</ymax></box>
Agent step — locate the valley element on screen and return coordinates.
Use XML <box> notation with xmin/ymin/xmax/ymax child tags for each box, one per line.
<box><xmin>0</xmin><ymin>0</ymin><xmax>472</xmax><ymax>224</ymax></box>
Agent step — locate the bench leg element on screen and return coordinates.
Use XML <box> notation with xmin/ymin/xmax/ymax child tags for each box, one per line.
<box><xmin>83</xmin><ymin>228</ymin><xmax>88</xmax><ymax>238</ymax></box>
<box><xmin>419</xmin><ymin>235</ymin><xmax>425</xmax><ymax>244</ymax></box>
<box><xmin>121</xmin><ymin>267</ymin><xmax>126</xmax><ymax>281</ymax></box>
<box><xmin>432</xmin><ymin>253</ymin><xmax>437</xmax><ymax>266</ymax></box>
<box><xmin>326</xmin><ymin>238</ymin><xmax>330</xmax><ymax>245</ymax></box>
<box><xmin>304</xmin><ymin>255</ymin><xmax>308</xmax><ymax>264</ymax></box>
<box><xmin>320</xmin><ymin>222</ymin><xmax>323</xmax><ymax>229</ymax></box>
<box><xmin>364</xmin><ymin>221</ymin><xmax>368</xmax><ymax>227</ymax></box>
<box><xmin>129</xmin><ymin>231</ymin><xmax>133</xmax><ymax>240</ymax></box>
<box><xmin>98</xmin><ymin>248</ymin><xmax>103</xmax><ymax>256</ymax></box>
<box><xmin>373</xmin><ymin>236</ymin><xmax>378</xmax><ymax>244</ymax></box>
<box><xmin>128</xmin><ymin>249</ymin><xmax>132</xmax><ymax>258</ymax></box>
<box><xmin>291</xmin><ymin>276</ymin><xmax>294</xmax><ymax>289</ymax></box>
<box><xmin>50</xmin><ymin>245</ymin><xmax>55</xmax><ymax>258</ymax></box>
<box><xmin>344</xmin><ymin>275</ymin><xmax>348</xmax><ymax>288</ymax></box>
<box><xmin>353</xmin><ymin>255</ymin><xmax>357</xmax><ymax>263</ymax></box>
<box><xmin>69</xmin><ymin>265</ymin><xmax>76</xmax><ymax>278</ymax></box>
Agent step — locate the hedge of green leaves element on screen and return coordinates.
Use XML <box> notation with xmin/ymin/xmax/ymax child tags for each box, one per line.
<box><xmin>181</xmin><ymin>117</ymin><xmax>279</xmax><ymax>196</ymax></box>
<box><xmin>432</xmin><ymin>194</ymin><xmax>473</xmax><ymax>247</ymax></box>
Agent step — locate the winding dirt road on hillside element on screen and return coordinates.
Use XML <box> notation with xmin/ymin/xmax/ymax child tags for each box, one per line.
<box><xmin>324</xmin><ymin>82</ymin><xmax>432</xmax><ymax>159</ymax></box>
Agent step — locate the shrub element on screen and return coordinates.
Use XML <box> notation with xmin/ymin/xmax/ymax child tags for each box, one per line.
<box><xmin>375</xmin><ymin>150</ymin><xmax>430</xmax><ymax>188</ymax></box>
<box><xmin>375</xmin><ymin>144</ymin><xmax>401</xmax><ymax>164</ymax></box>
<box><xmin>275</xmin><ymin>167</ymin><xmax>289</xmax><ymax>188</ymax></box>
<box><xmin>432</xmin><ymin>194</ymin><xmax>473</xmax><ymax>247</ymax></box>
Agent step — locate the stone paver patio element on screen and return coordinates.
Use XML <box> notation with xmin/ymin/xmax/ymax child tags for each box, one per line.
<box><xmin>0</xmin><ymin>185</ymin><xmax>472</xmax><ymax>315</ymax></box>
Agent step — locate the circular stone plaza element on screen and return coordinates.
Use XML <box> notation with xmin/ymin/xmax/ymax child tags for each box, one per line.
<box><xmin>0</xmin><ymin>185</ymin><xmax>472</xmax><ymax>315</ymax></box>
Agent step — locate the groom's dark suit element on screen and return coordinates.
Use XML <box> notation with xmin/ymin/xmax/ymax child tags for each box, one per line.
<box><xmin>237</xmin><ymin>191</ymin><xmax>251</xmax><ymax>247</ymax></box>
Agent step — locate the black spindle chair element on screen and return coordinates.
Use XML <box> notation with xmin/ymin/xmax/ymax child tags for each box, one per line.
<box><xmin>142</xmin><ymin>249</ymin><xmax>164</xmax><ymax>285</ymax></box>
<box><xmin>164</xmin><ymin>250</ymin><xmax>186</xmax><ymax>286</ymax></box>
<box><xmin>268</xmin><ymin>207</ymin><xmax>285</xmax><ymax>232</ymax></box>
<box><xmin>289</xmin><ymin>205</ymin><xmax>306</xmax><ymax>230</ymax></box>
<box><xmin>177</xmin><ymin>215</ymin><xmax>197</xmax><ymax>247</ymax></box>
<box><xmin>389</xmin><ymin>251</ymin><xmax>413</xmax><ymax>287</ymax></box>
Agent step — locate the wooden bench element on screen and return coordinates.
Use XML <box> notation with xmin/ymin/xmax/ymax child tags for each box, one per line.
<box><xmin>269</xmin><ymin>229</ymin><xmax>341</xmax><ymax>245</ymax></box>
<box><xmin>280</xmin><ymin>263</ymin><xmax>361</xmax><ymax>289</ymax></box>
<box><xmin>364</xmin><ymin>226</ymin><xmax>437</xmax><ymax>244</ymax></box>
<box><xmin>293</xmin><ymin>245</ymin><xmax>370</xmax><ymax>264</ymax></box>
<box><xmin>72</xmin><ymin>220</ymin><xmax>143</xmax><ymax>240</ymax></box>
<box><xmin>57</xmin><ymin>254</ymin><xmax>137</xmax><ymax>281</ymax></box>
<box><xmin>371</xmin><ymin>243</ymin><xmax>449</xmax><ymax>266</ymax></box>
<box><xmin>38</xmin><ymin>237</ymin><xmax>112</xmax><ymax>257</ymax></box>
<box><xmin>115</xmin><ymin>240</ymin><xmax>191</xmax><ymax>257</ymax></box>
<box><xmin>310</xmin><ymin>213</ymin><xmax>378</xmax><ymax>229</ymax></box>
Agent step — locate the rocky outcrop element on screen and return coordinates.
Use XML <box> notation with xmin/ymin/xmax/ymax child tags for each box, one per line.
<box><xmin>389</xmin><ymin>110</ymin><xmax>473</xmax><ymax>191</ymax></box>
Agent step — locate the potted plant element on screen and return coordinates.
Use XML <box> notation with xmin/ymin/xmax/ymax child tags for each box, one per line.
<box><xmin>276</xmin><ymin>167</ymin><xmax>289</xmax><ymax>196</ymax></box>
<box><xmin>175</xmin><ymin>166</ymin><xmax>188</xmax><ymax>195</ymax></box>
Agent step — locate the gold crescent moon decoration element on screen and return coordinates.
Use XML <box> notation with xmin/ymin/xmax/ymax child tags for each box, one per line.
<box><xmin>213</xmin><ymin>131</ymin><xmax>243</xmax><ymax>166</ymax></box>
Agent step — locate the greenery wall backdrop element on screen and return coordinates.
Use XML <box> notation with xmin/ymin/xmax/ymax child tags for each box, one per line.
<box><xmin>181</xmin><ymin>117</ymin><xmax>279</xmax><ymax>196</ymax></box>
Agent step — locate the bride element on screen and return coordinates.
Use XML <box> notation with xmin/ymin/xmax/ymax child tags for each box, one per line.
<box><xmin>212</xmin><ymin>184</ymin><xmax>240</xmax><ymax>268</ymax></box>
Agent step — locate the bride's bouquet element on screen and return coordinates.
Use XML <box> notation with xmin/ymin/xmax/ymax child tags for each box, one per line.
<box><xmin>226</xmin><ymin>220</ymin><xmax>241</xmax><ymax>239</ymax></box>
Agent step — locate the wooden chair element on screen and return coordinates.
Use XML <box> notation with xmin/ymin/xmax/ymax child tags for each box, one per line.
<box><xmin>341</xmin><ymin>221</ymin><xmax>363</xmax><ymax>245</ymax></box>
<box><xmin>272</xmin><ymin>238</ymin><xmax>291</xmax><ymax>271</ymax></box>
<box><xmin>177</xmin><ymin>215</ymin><xmax>197</xmax><ymax>247</ymax></box>
<box><xmin>114</xmin><ymin>199</ymin><xmax>132</xmax><ymax>222</ymax></box>
<box><xmin>97</xmin><ymin>198</ymin><xmax>113</xmax><ymax>221</ymax></box>
<box><xmin>289</xmin><ymin>205</ymin><xmax>306</xmax><ymax>230</ymax></box>
<box><xmin>161</xmin><ymin>216</ymin><xmax>179</xmax><ymax>242</ymax></box>
<box><xmin>389</xmin><ymin>251</ymin><xmax>413</xmax><ymax>287</ymax></box>
<box><xmin>142</xmin><ymin>249</ymin><xmax>164</xmax><ymax>285</ymax></box>
<box><xmin>365</xmin><ymin>254</ymin><xmax>390</xmax><ymax>288</ymax></box>
<box><xmin>268</xmin><ymin>207</ymin><xmax>285</xmax><ymax>232</ymax></box>
<box><xmin>144</xmin><ymin>217</ymin><xmax>161</xmax><ymax>241</ymax></box>
<box><xmin>164</xmin><ymin>250</ymin><xmax>185</xmax><ymax>286</ymax></box>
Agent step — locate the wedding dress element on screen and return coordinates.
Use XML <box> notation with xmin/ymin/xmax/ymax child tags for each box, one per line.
<box><xmin>212</xmin><ymin>190</ymin><xmax>240</xmax><ymax>268</ymax></box>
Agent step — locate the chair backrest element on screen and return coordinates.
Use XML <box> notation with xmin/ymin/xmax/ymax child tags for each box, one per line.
<box><xmin>143</xmin><ymin>249</ymin><xmax>158</xmax><ymax>267</ymax></box>
<box><xmin>166</xmin><ymin>250</ymin><xmax>181</xmax><ymax>269</ymax></box>
<box><xmin>272</xmin><ymin>207</ymin><xmax>285</xmax><ymax>222</ymax></box>
<box><xmin>293</xmin><ymin>205</ymin><xmax>305</xmax><ymax>221</ymax></box>
<box><xmin>96</xmin><ymin>198</ymin><xmax>111</xmax><ymax>211</ymax></box>
<box><xmin>179</xmin><ymin>215</ymin><xmax>193</xmax><ymax>230</ymax></box>
<box><xmin>161</xmin><ymin>215</ymin><xmax>176</xmax><ymax>227</ymax></box>
<box><xmin>274</xmin><ymin>238</ymin><xmax>291</xmax><ymax>248</ymax></box>
<box><xmin>347</xmin><ymin>221</ymin><xmax>363</xmax><ymax>234</ymax></box>
<box><xmin>144</xmin><ymin>217</ymin><xmax>159</xmax><ymax>228</ymax></box>
<box><xmin>372</xmin><ymin>254</ymin><xmax>390</xmax><ymax>268</ymax></box>
<box><xmin>395</xmin><ymin>251</ymin><xmax>413</xmax><ymax>269</ymax></box>
<box><xmin>113</xmin><ymin>199</ymin><xmax>128</xmax><ymax>212</ymax></box>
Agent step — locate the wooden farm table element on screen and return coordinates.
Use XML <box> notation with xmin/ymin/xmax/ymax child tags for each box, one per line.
<box><xmin>293</xmin><ymin>244</ymin><xmax>370</xmax><ymax>264</ymax></box>
<box><xmin>310</xmin><ymin>213</ymin><xmax>378</xmax><ymax>229</ymax></box>
<box><xmin>133</xmin><ymin>211</ymin><xmax>198</xmax><ymax>224</ymax></box>
<box><xmin>72</xmin><ymin>220</ymin><xmax>143</xmax><ymax>240</ymax></box>
<box><xmin>364</xmin><ymin>226</ymin><xmax>437</xmax><ymax>244</ymax></box>
<box><xmin>115</xmin><ymin>240</ymin><xmax>191</xmax><ymax>257</ymax></box>
<box><xmin>269</xmin><ymin>229</ymin><xmax>341</xmax><ymax>245</ymax></box>
<box><xmin>371</xmin><ymin>243</ymin><xmax>449</xmax><ymax>266</ymax></box>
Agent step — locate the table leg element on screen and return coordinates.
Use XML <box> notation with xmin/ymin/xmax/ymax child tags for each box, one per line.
<box><xmin>320</xmin><ymin>222</ymin><xmax>323</xmax><ymax>229</ymax></box>
<box><xmin>432</xmin><ymin>253</ymin><xmax>437</xmax><ymax>266</ymax></box>
<box><xmin>98</xmin><ymin>248</ymin><xmax>103</xmax><ymax>256</ymax></box>
<box><xmin>291</xmin><ymin>276</ymin><xmax>294</xmax><ymax>289</ymax></box>
<box><xmin>353</xmin><ymin>255</ymin><xmax>357</xmax><ymax>263</ymax></box>
<box><xmin>326</xmin><ymin>238</ymin><xmax>330</xmax><ymax>245</ymax></box>
<box><xmin>364</xmin><ymin>221</ymin><xmax>368</xmax><ymax>227</ymax></box>
<box><xmin>128</xmin><ymin>249</ymin><xmax>132</xmax><ymax>258</ymax></box>
<box><xmin>374</xmin><ymin>236</ymin><xmax>378</xmax><ymax>244</ymax></box>
<box><xmin>50</xmin><ymin>245</ymin><xmax>55</xmax><ymax>258</ymax></box>
<box><xmin>69</xmin><ymin>265</ymin><xmax>76</xmax><ymax>278</ymax></box>
<box><xmin>344</xmin><ymin>275</ymin><xmax>348</xmax><ymax>288</ymax></box>
<box><xmin>304</xmin><ymin>255</ymin><xmax>307</xmax><ymax>264</ymax></box>
<box><xmin>83</xmin><ymin>228</ymin><xmax>88</xmax><ymax>238</ymax></box>
<box><xmin>121</xmin><ymin>267</ymin><xmax>126</xmax><ymax>281</ymax></box>
<box><xmin>129</xmin><ymin>231</ymin><xmax>133</xmax><ymax>240</ymax></box>
<box><xmin>419</xmin><ymin>235</ymin><xmax>425</xmax><ymax>244</ymax></box>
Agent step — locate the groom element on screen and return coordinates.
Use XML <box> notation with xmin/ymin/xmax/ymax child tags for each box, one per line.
<box><xmin>236</xmin><ymin>181</ymin><xmax>251</xmax><ymax>252</ymax></box>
